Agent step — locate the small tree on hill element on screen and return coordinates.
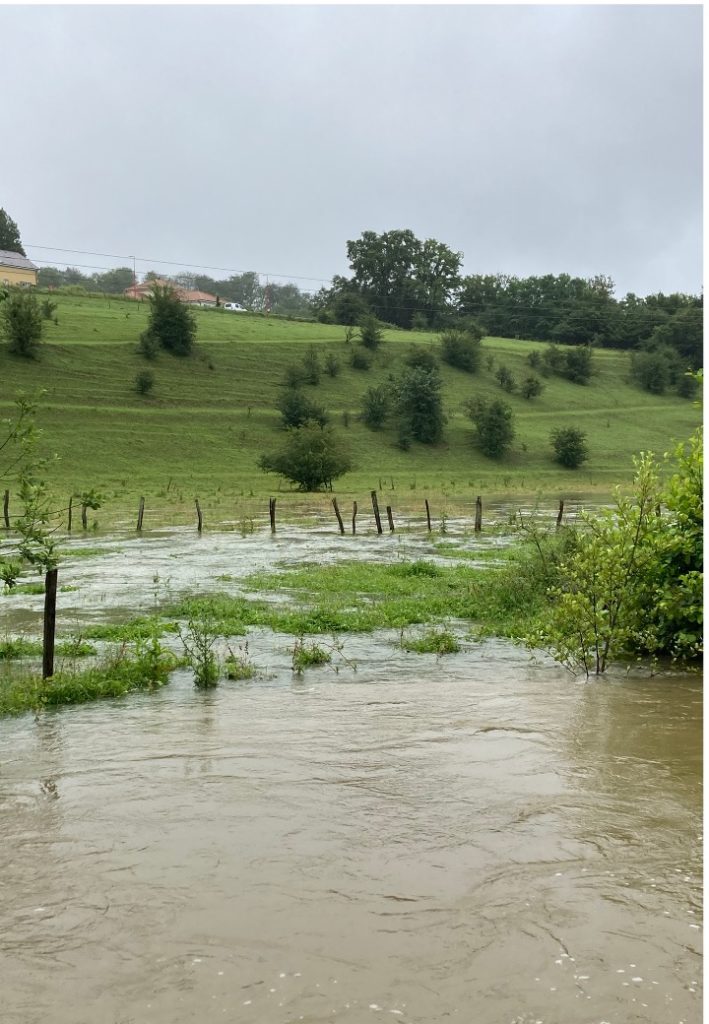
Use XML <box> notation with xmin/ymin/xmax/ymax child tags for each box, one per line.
<box><xmin>465</xmin><ymin>397</ymin><xmax>515</xmax><ymax>458</ymax></box>
<box><xmin>520</xmin><ymin>375</ymin><xmax>544</xmax><ymax>399</ymax></box>
<box><xmin>301</xmin><ymin>345</ymin><xmax>321</xmax><ymax>385</ymax></box>
<box><xmin>259</xmin><ymin>424</ymin><xmax>352</xmax><ymax>491</ymax></box>
<box><xmin>1</xmin><ymin>288</ymin><xmax>43</xmax><ymax>358</ymax></box>
<box><xmin>359</xmin><ymin>314</ymin><xmax>384</xmax><ymax>351</ymax></box>
<box><xmin>142</xmin><ymin>283</ymin><xmax>196</xmax><ymax>357</ymax></box>
<box><xmin>135</xmin><ymin>370</ymin><xmax>155</xmax><ymax>395</ymax></box>
<box><xmin>360</xmin><ymin>384</ymin><xmax>390</xmax><ymax>430</ymax></box>
<box><xmin>440</xmin><ymin>328</ymin><xmax>482</xmax><ymax>372</ymax></box>
<box><xmin>562</xmin><ymin>345</ymin><xmax>593</xmax><ymax>385</ymax></box>
<box><xmin>551</xmin><ymin>427</ymin><xmax>589</xmax><ymax>468</ymax></box>
<box><xmin>393</xmin><ymin>366</ymin><xmax>445</xmax><ymax>444</ymax></box>
<box><xmin>495</xmin><ymin>364</ymin><xmax>516</xmax><ymax>392</ymax></box>
<box><xmin>277</xmin><ymin>387</ymin><xmax>328</xmax><ymax>429</ymax></box>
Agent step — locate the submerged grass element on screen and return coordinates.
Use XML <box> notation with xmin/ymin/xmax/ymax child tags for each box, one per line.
<box><xmin>401</xmin><ymin>628</ymin><xmax>461</xmax><ymax>655</ymax></box>
<box><xmin>0</xmin><ymin>641</ymin><xmax>177</xmax><ymax>717</ymax></box>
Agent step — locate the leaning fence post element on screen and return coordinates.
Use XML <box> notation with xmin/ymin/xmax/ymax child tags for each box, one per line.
<box><xmin>371</xmin><ymin>490</ymin><xmax>383</xmax><ymax>534</ymax></box>
<box><xmin>332</xmin><ymin>497</ymin><xmax>345</xmax><ymax>535</ymax></box>
<box><xmin>137</xmin><ymin>496</ymin><xmax>145</xmax><ymax>532</ymax></box>
<box><xmin>67</xmin><ymin>496</ymin><xmax>73</xmax><ymax>533</ymax></box>
<box><xmin>195</xmin><ymin>498</ymin><xmax>203</xmax><ymax>533</ymax></box>
<box><xmin>42</xmin><ymin>567</ymin><xmax>58</xmax><ymax>680</ymax></box>
<box><xmin>474</xmin><ymin>496</ymin><xmax>482</xmax><ymax>533</ymax></box>
<box><xmin>269</xmin><ymin>497</ymin><xmax>277</xmax><ymax>533</ymax></box>
<box><xmin>556</xmin><ymin>499</ymin><xmax>564</xmax><ymax>530</ymax></box>
<box><xmin>81</xmin><ymin>503</ymin><xmax>88</xmax><ymax>530</ymax></box>
<box><xmin>3</xmin><ymin>489</ymin><xmax>10</xmax><ymax>529</ymax></box>
<box><xmin>386</xmin><ymin>505</ymin><xmax>395</xmax><ymax>532</ymax></box>
<box><xmin>424</xmin><ymin>499</ymin><xmax>432</xmax><ymax>532</ymax></box>
<box><xmin>352</xmin><ymin>500</ymin><xmax>358</xmax><ymax>535</ymax></box>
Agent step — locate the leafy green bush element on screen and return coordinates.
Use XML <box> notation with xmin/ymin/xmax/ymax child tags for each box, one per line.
<box><xmin>143</xmin><ymin>283</ymin><xmax>196</xmax><ymax>357</ymax></box>
<box><xmin>520</xmin><ymin>375</ymin><xmax>544</xmax><ymax>399</ymax></box>
<box><xmin>359</xmin><ymin>314</ymin><xmax>384</xmax><ymax>350</ymax></box>
<box><xmin>301</xmin><ymin>345</ymin><xmax>321</xmax><ymax>385</ymax></box>
<box><xmin>393</xmin><ymin>366</ymin><xmax>445</xmax><ymax>444</ymax></box>
<box><xmin>135</xmin><ymin>370</ymin><xmax>155</xmax><ymax>395</ymax></box>
<box><xmin>180</xmin><ymin>618</ymin><xmax>220</xmax><ymax>688</ymax></box>
<box><xmin>405</xmin><ymin>346</ymin><xmax>438</xmax><ymax>372</ymax></box>
<box><xmin>277</xmin><ymin>387</ymin><xmax>328</xmax><ymax>429</ymax></box>
<box><xmin>550</xmin><ymin>427</ymin><xmax>589</xmax><ymax>469</ymax></box>
<box><xmin>259</xmin><ymin>423</ymin><xmax>353</xmax><ymax>491</ymax></box>
<box><xmin>291</xmin><ymin>639</ymin><xmax>332</xmax><ymax>673</ymax></box>
<box><xmin>360</xmin><ymin>384</ymin><xmax>390</xmax><ymax>430</ymax></box>
<box><xmin>562</xmin><ymin>345</ymin><xmax>593</xmax><ymax>385</ymax></box>
<box><xmin>350</xmin><ymin>347</ymin><xmax>372</xmax><ymax>371</ymax></box>
<box><xmin>465</xmin><ymin>397</ymin><xmax>515</xmax><ymax>458</ymax></box>
<box><xmin>440</xmin><ymin>328</ymin><xmax>481</xmax><ymax>373</ymax></box>
<box><xmin>495</xmin><ymin>365</ymin><xmax>516</xmax><ymax>392</ymax></box>
<box><xmin>1</xmin><ymin>288</ymin><xmax>43</xmax><ymax>358</ymax></box>
<box><xmin>324</xmin><ymin>353</ymin><xmax>341</xmax><ymax>377</ymax></box>
<box><xmin>401</xmin><ymin>628</ymin><xmax>460</xmax><ymax>654</ymax></box>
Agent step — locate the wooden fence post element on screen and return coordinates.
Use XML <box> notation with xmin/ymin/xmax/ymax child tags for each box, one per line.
<box><xmin>556</xmin><ymin>499</ymin><xmax>564</xmax><ymax>530</ymax></box>
<box><xmin>67</xmin><ymin>496</ymin><xmax>72</xmax><ymax>533</ymax></box>
<box><xmin>81</xmin><ymin>503</ymin><xmax>88</xmax><ymax>530</ymax></box>
<box><xmin>195</xmin><ymin>498</ymin><xmax>203</xmax><ymax>533</ymax></box>
<box><xmin>137</xmin><ymin>496</ymin><xmax>145</xmax><ymax>532</ymax></box>
<box><xmin>332</xmin><ymin>497</ymin><xmax>345</xmax><ymax>534</ymax></box>
<box><xmin>424</xmin><ymin>499</ymin><xmax>432</xmax><ymax>532</ymax></box>
<box><xmin>3</xmin><ymin>489</ymin><xmax>9</xmax><ymax>529</ymax></box>
<box><xmin>474</xmin><ymin>496</ymin><xmax>482</xmax><ymax>533</ymax></box>
<box><xmin>42</xmin><ymin>568</ymin><xmax>58</xmax><ymax>680</ymax></box>
<box><xmin>269</xmin><ymin>497</ymin><xmax>277</xmax><ymax>533</ymax></box>
<box><xmin>352</xmin><ymin>500</ymin><xmax>358</xmax><ymax>535</ymax></box>
<box><xmin>371</xmin><ymin>490</ymin><xmax>383</xmax><ymax>534</ymax></box>
<box><xmin>386</xmin><ymin>505</ymin><xmax>395</xmax><ymax>532</ymax></box>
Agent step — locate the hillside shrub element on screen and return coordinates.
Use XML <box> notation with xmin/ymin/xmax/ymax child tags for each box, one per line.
<box><xmin>563</xmin><ymin>345</ymin><xmax>593</xmax><ymax>385</ymax></box>
<box><xmin>135</xmin><ymin>370</ymin><xmax>155</xmax><ymax>396</ymax></box>
<box><xmin>259</xmin><ymin>423</ymin><xmax>353</xmax><ymax>491</ymax></box>
<box><xmin>324</xmin><ymin>353</ymin><xmax>341</xmax><ymax>377</ymax></box>
<box><xmin>284</xmin><ymin>363</ymin><xmax>306</xmax><ymax>388</ymax></box>
<box><xmin>41</xmin><ymin>298</ymin><xmax>57</xmax><ymax>320</ymax></box>
<box><xmin>527</xmin><ymin>350</ymin><xmax>542</xmax><ymax>371</ymax></box>
<box><xmin>630</xmin><ymin>347</ymin><xmax>682</xmax><ymax>395</ymax></box>
<box><xmin>676</xmin><ymin>371</ymin><xmax>699</xmax><ymax>399</ymax></box>
<box><xmin>551</xmin><ymin>427</ymin><xmax>589</xmax><ymax>469</ymax></box>
<box><xmin>350</xmin><ymin>347</ymin><xmax>372</xmax><ymax>371</ymax></box>
<box><xmin>144</xmin><ymin>283</ymin><xmax>196</xmax><ymax>357</ymax></box>
<box><xmin>520</xmin><ymin>375</ymin><xmax>544</xmax><ymax>399</ymax></box>
<box><xmin>301</xmin><ymin>345</ymin><xmax>321</xmax><ymax>385</ymax></box>
<box><xmin>440</xmin><ymin>328</ymin><xmax>481</xmax><ymax>373</ymax></box>
<box><xmin>495</xmin><ymin>365</ymin><xmax>516</xmax><ymax>392</ymax></box>
<box><xmin>393</xmin><ymin>366</ymin><xmax>445</xmax><ymax>444</ymax></box>
<box><xmin>360</xmin><ymin>384</ymin><xmax>390</xmax><ymax>430</ymax></box>
<box><xmin>540</xmin><ymin>344</ymin><xmax>565</xmax><ymax>377</ymax></box>
<box><xmin>405</xmin><ymin>346</ymin><xmax>438</xmax><ymax>372</ymax></box>
<box><xmin>465</xmin><ymin>397</ymin><xmax>515</xmax><ymax>458</ymax></box>
<box><xmin>359</xmin><ymin>314</ymin><xmax>384</xmax><ymax>350</ymax></box>
<box><xmin>2</xmin><ymin>288</ymin><xmax>43</xmax><ymax>358</ymax></box>
<box><xmin>277</xmin><ymin>387</ymin><xmax>328</xmax><ymax>429</ymax></box>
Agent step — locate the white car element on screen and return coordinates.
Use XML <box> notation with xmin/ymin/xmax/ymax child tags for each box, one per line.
<box><xmin>223</xmin><ymin>301</ymin><xmax>247</xmax><ymax>312</ymax></box>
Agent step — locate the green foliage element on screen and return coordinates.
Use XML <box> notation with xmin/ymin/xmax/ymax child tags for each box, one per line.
<box><xmin>301</xmin><ymin>345</ymin><xmax>321</xmax><ymax>385</ymax></box>
<box><xmin>520</xmin><ymin>375</ymin><xmax>544</xmax><ymax>399</ymax></box>
<box><xmin>360</xmin><ymin>384</ymin><xmax>390</xmax><ymax>430</ymax></box>
<box><xmin>550</xmin><ymin>427</ymin><xmax>589</xmax><ymax>469</ymax></box>
<box><xmin>2</xmin><ymin>288</ymin><xmax>43</xmax><ymax>358</ymax></box>
<box><xmin>350</xmin><ymin>347</ymin><xmax>372</xmax><ymax>371</ymax></box>
<box><xmin>525</xmin><ymin>439</ymin><xmax>703</xmax><ymax>672</ymax></box>
<box><xmin>562</xmin><ymin>345</ymin><xmax>593</xmax><ymax>385</ymax></box>
<box><xmin>277</xmin><ymin>387</ymin><xmax>328</xmax><ymax>429</ymax></box>
<box><xmin>440</xmin><ymin>328</ymin><xmax>482</xmax><ymax>373</ymax></box>
<box><xmin>0</xmin><ymin>208</ymin><xmax>25</xmax><ymax>254</ymax></box>
<box><xmin>465</xmin><ymin>397</ymin><xmax>515</xmax><ymax>458</ymax></box>
<box><xmin>259</xmin><ymin>423</ymin><xmax>353</xmax><ymax>491</ymax></box>
<box><xmin>224</xmin><ymin>643</ymin><xmax>256</xmax><ymax>680</ymax></box>
<box><xmin>630</xmin><ymin>346</ymin><xmax>682</xmax><ymax>395</ymax></box>
<box><xmin>359</xmin><ymin>314</ymin><xmax>384</xmax><ymax>351</ymax></box>
<box><xmin>392</xmin><ymin>365</ymin><xmax>445</xmax><ymax>444</ymax></box>
<box><xmin>0</xmin><ymin>637</ymin><xmax>42</xmax><ymax>660</ymax></box>
<box><xmin>527</xmin><ymin>350</ymin><xmax>542</xmax><ymax>371</ymax></box>
<box><xmin>138</xmin><ymin>329</ymin><xmax>159</xmax><ymax>360</ymax></box>
<box><xmin>495</xmin><ymin>365</ymin><xmax>516</xmax><ymax>392</ymax></box>
<box><xmin>135</xmin><ymin>370</ymin><xmax>155</xmax><ymax>395</ymax></box>
<box><xmin>291</xmin><ymin>639</ymin><xmax>332</xmax><ymax>673</ymax></box>
<box><xmin>41</xmin><ymin>298</ymin><xmax>58</xmax><ymax>320</ymax></box>
<box><xmin>676</xmin><ymin>371</ymin><xmax>699</xmax><ymax>399</ymax></box>
<box><xmin>405</xmin><ymin>346</ymin><xmax>438</xmax><ymax>372</ymax></box>
<box><xmin>143</xmin><ymin>283</ymin><xmax>196</xmax><ymax>357</ymax></box>
<box><xmin>324</xmin><ymin>352</ymin><xmax>341</xmax><ymax>378</ymax></box>
<box><xmin>179</xmin><ymin>618</ymin><xmax>220</xmax><ymax>688</ymax></box>
<box><xmin>401</xmin><ymin>627</ymin><xmax>460</xmax><ymax>654</ymax></box>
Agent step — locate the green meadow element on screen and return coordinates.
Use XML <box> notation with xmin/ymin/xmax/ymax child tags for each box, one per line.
<box><xmin>1</xmin><ymin>292</ymin><xmax>700</xmax><ymax>524</ymax></box>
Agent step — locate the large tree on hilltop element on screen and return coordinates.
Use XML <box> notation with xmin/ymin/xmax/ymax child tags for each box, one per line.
<box><xmin>0</xmin><ymin>208</ymin><xmax>26</xmax><ymax>255</ymax></box>
<box><xmin>345</xmin><ymin>229</ymin><xmax>462</xmax><ymax>328</ymax></box>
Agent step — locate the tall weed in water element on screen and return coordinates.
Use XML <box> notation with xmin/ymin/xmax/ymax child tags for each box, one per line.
<box><xmin>180</xmin><ymin>619</ymin><xmax>220</xmax><ymax>688</ymax></box>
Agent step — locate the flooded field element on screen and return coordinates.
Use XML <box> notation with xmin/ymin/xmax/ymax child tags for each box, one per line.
<box><xmin>0</xmin><ymin>514</ymin><xmax>702</xmax><ymax>1023</ymax></box>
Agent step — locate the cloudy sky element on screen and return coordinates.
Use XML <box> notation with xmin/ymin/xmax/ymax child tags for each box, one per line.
<box><xmin>2</xmin><ymin>4</ymin><xmax>702</xmax><ymax>297</ymax></box>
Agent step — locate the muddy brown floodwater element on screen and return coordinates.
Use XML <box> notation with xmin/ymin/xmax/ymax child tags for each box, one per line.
<box><xmin>0</xmin><ymin>522</ymin><xmax>703</xmax><ymax>1024</ymax></box>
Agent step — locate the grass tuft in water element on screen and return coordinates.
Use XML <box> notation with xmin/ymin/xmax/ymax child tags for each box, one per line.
<box><xmin>400</xmin><ymin>628</ymin><xmax>461</xmax><ymax>655</ymax></box>
<box><xmin>225</xmin><ymin>642</ymin><xmax>256</xmax><ymax>680</ymax></box>
<box><xmin>291</xmin><ymin>639</ymin><xmax>332</xmax><ymax>673</ymax></box>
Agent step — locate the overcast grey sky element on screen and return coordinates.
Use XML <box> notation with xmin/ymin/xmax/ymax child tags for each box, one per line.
<box><xmin>2</xmin><ymin>4</ymin><xmax>702</xmax><ymax>297</ymax></box>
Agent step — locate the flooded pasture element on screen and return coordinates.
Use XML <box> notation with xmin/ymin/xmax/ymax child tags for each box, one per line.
<box><xmin>0</xmin><ymin>514</ymin><xmax>702</xmax><ymax>1024</ymax></box>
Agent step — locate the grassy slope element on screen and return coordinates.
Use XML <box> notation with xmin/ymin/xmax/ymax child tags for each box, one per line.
<box><xmin>1</xmin><ymin>293</ymin><xmax>700</xmax><ymax>521</ymax></box>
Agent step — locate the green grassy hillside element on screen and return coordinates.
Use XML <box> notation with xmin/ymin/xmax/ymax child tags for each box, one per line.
<box><xmin>1</xmin><ymin>293</ymin><xmax>700</xmax><ymax>525</ymax></box>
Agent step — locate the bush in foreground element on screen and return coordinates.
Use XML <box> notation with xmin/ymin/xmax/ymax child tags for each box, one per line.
<box><xmin>259</xmin><ymin>423</ymin><xmax>353</xmax><ymax>491</ymax></box>
<box><xmin>2</xmin><ymin>288</ymin><xmax>43</xmax><ymax>358</ymax></box>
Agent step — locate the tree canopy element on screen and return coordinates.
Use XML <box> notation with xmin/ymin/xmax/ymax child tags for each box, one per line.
<box><xmin>0</xmin><ymin>208</ymin><xmax>25</xmax><ymax>255</ymax></box>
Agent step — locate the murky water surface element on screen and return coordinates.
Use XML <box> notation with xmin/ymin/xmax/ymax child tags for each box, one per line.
<box><xmin>0</xmin><ymin>519</ymin><xmax>702</xmax><ymax>1023</ymax></box>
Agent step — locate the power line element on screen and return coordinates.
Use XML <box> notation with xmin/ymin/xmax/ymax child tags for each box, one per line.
<box><xmin>23</xmin><ymin>243</ymin><xmax>333</xmax><ymax>286</ymax></box>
